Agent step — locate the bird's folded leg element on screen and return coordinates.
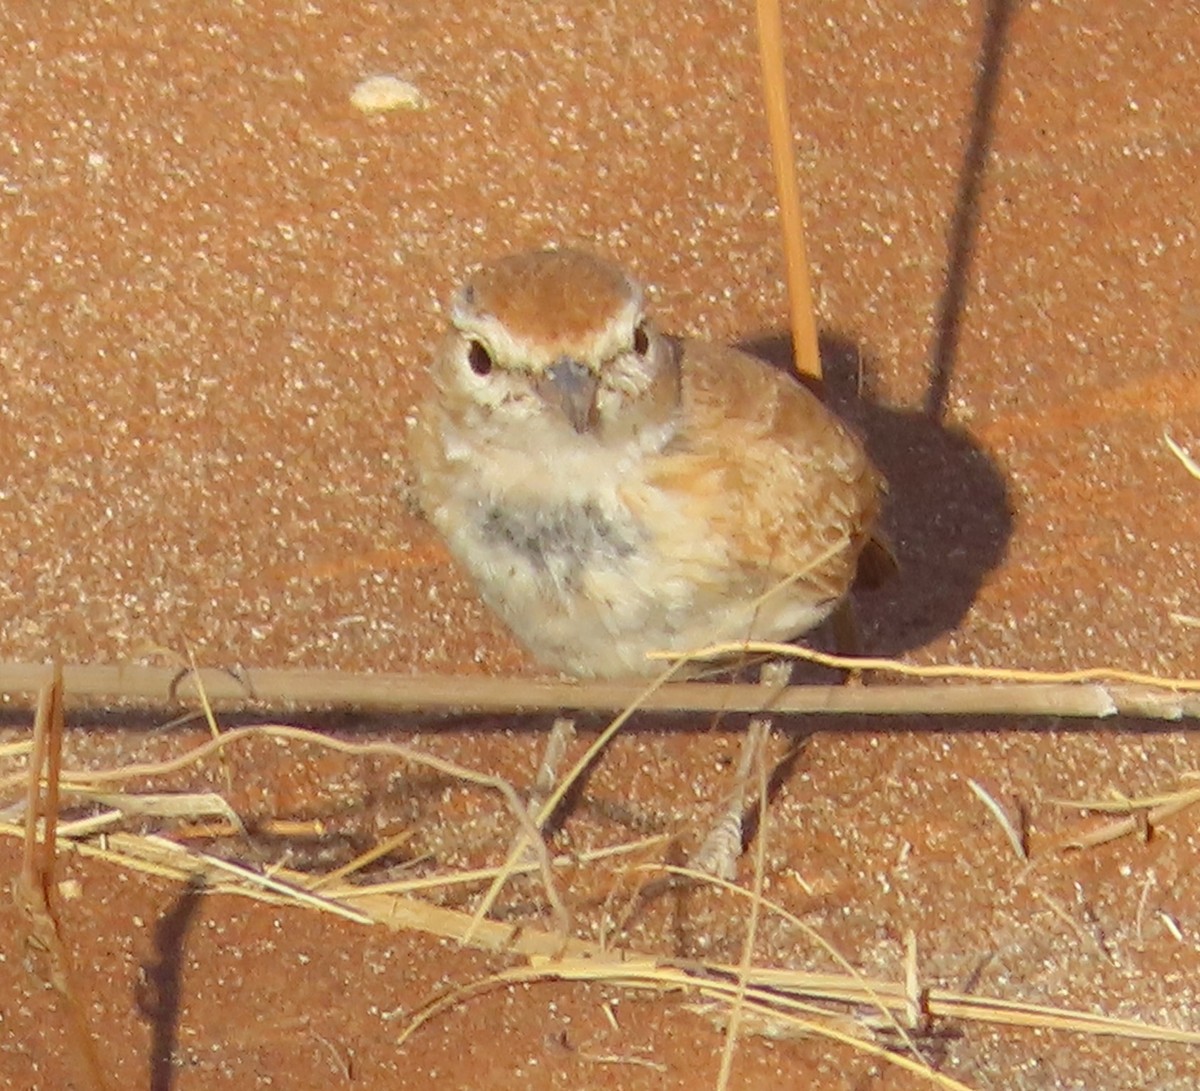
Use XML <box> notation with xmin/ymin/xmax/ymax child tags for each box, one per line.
<box><xmin>512</xmin><ymin>716</ymin><xmax>577</xmax><ymax>864</ymax></box>
<box><xmin>829</xmin><ymin>598</ymin><xmax>865</xmax><ymax>685</ymax></box>
<box><xmin>691</xmin><ymin>660</ymin><xmax>790</xmax><ymax>878</ymax></box>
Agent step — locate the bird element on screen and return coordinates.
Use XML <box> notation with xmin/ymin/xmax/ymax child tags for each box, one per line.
<box><xmin>409</xmin><ymin>247</ymin><xmax>892</xmax><ymax>681</ymax></box>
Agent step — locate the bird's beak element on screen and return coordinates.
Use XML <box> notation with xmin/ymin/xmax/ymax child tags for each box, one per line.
<box><xmin>538</xmin><ymin>357</ymin><xmax>599</xmax><ymax>434</ymax></box>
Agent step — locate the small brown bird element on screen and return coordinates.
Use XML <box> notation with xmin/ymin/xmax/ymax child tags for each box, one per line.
<box><xmin>410</xmin><ymin>248</ymin><xmax>890</xmax><ymax>679</ymax></box>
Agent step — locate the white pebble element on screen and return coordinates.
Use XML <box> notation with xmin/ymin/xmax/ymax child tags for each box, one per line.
<box><xmin>350</xmin><ymin>75</ymin><xmax>426</xmax><ymax>113</ymax></box>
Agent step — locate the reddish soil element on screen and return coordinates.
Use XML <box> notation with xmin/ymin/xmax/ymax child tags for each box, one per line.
<box><xmin>2</xmin><ymin>2</ymin><xmax>1198</xmax><ymax>1089</ymax></box>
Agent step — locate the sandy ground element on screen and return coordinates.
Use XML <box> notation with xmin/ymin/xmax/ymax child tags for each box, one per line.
<box><xmin>2</xmin><ymin>1</ymin><xmax>1199</xmax><ymax>1088</ymax></box>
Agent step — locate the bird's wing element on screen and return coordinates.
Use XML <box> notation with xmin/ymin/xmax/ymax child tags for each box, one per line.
<box><xmin>648</xmin><ymin>338</ymin><xmax>887</xmax><ymax>600</ymax></box>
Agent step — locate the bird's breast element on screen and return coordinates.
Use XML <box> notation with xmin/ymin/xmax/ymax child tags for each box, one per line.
<box><xmin>476</xmin><ymin>499</ymin><xmax>642</xmax><ymax>591</ymax></box>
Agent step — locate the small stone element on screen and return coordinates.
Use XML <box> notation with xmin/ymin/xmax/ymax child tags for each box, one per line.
<box><xmin>350</xmin><ymin>75</ymin><xmax>426</xmax><ymax>114</ymax></box>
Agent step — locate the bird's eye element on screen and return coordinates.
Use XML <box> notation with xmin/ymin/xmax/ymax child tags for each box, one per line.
<box><xmin>633</xmin><ymin>322</ymin><xmax>650</xmax><ymax>356</ymax></box>
<box><xmin>467</xmin><ymin>340</ymin><xmax>494</xmax><ymax>376</ymax></box>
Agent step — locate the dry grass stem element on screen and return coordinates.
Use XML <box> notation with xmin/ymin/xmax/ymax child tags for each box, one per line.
<box><xmin>966</xmin><ymin>779</ymin><xmax>1027</xmax><ymax>860</ymax></box>
<box><xmin>1051</xmin><ymin>777</ymin><xmax>1200</xmax><ymax>849</ymax></box>
<box><xmin>903</xmin><ymin>931</ymin><xmax>924</xmax><ymax>1031</ymax></box>
<box><xmin>0</xmin><ymin>722</ymin><xmax>569</xmax><ymax>933</ymax></box>
<box><xmin>576</xmin><ymin>1051</ymin><xmax>667</xmax><ymax>1073</ymax></box>
<box><xmin>1</xmin><ymin>644</ymin><xmax>1195</xmax><ymax>1081</ymax></box>
<box><xmin>310</xmin><ymin>827</ymin><xmax>419</xmax><ymax>889</ymax></box>
<box><xmin>1164</xmin><ymin>431</ymin><xmax>1200</xmax><ymax>479</ymax></box>
<box><xmin>1158</xmin><ymin>912</ymin><xmax>1184</xmax><ymax>942</ymax></box>
<box><xmin>71</xmin><ymin>789</ymin><xmax>242</xmax><ymax>827</ymax></box>
<box><xmin>649</xmin><ymin>862</ymin><xmax>927</xmax><ymax>1054</ymax></box>
<box><xmin>0</xmin><ymin>738</ymin><xmax>35</xmax><ymax>760</ymax></box>
<box><xmin>1134</xmin><ymin>872</ymin><xmax>1156</xmax><ymax>943</ymax></box>
<box><xmin>754</xmin><ymin>0</ymin><xmax>821</xmax><ymax>382</ymax></box>
<box><xmin>5</xmin><ymin>809</ymin><xmax>1198</xmax><ymax>1053</ymax></box>
<box><xmin>1031</xmin><ymin>889</ymin><xmax>1095</xmax><ymax>951</ymax></box>
<box><xmin>14</xmin><ymin>666</ymin><xmax>112</xmax><ymax>1091</ymax></box>
<box><xmin>396</xmin><ymin>960</ymin><xmax>979</xmax><ymax>1091</ymax></box>
<box><xmin>653</xmin><ymin>641</ymin><xmax>1200</xmax><ymax>693</ymax></box>
<box><xmin>464</xmin><ymin>657</ymin><xmax>690</xmax><ymax>942</ymax></box>
<box><xmin>10</xmin><ymin>690</ymin><xmax>1191</xmax><ymax>1057</ymax></box>
<box><xmin>186</xmin><ymin>641</ymin><xmax>234</xmax><ymax>798</ymax></box>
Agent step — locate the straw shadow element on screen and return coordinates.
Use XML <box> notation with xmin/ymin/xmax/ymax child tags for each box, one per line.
<box><xmin>928</xmin><ymin>0</ymin><xmax>1017</xmax><ymax>422</ymax></box>
<box><xmin>737</xmin><ymin>331</ymin><xmax>1012</xmax><ymax>654</ymax></box>
<box><xmin>135</xmin><ymin>876</ymin><xmax>206</xmax><ymax>1091</ymax></box>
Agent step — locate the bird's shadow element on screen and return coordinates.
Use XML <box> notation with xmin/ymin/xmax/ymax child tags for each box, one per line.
<box><xmin>731</xmin><ymin>0</ymin><xmax>1018</xmax><ymax>656</ymax></box>
<box><xmin>737</xmin><ymin>330</ymin><xmax>1013</xmax><ymax>655</ymax></box>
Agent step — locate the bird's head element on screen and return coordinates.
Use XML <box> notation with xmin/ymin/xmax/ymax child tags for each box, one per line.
<box><xmin>430</xmin><ymin>248</ymin><xmax>681</xmax><ymax>452</ymax></box>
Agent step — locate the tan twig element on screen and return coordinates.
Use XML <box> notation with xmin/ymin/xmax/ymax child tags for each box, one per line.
<box><xmin>15</xmin><ymin>665</ymin><xmax>112</xmax><ymax>1091</ymax></box>
<box><xmin>1</xmin><ymin>661</ymin><xmax>1198</xmax><ymax>719</ymax></box>
<box><xmin>755</xmin><ymin>0</ymin><xmax>821</xmax><ymax>382</ymax></box>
